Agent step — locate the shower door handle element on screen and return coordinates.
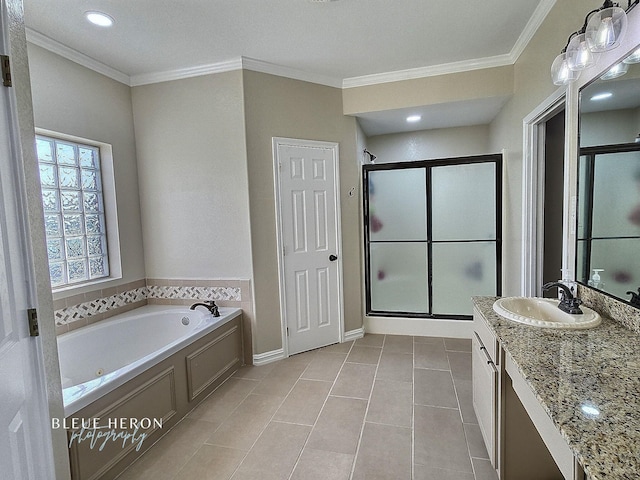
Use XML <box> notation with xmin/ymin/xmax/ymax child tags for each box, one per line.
<box><xmin>329</xmin><ymin>254</ymin><xmax>338</xmax><ymax>262</ymax></box>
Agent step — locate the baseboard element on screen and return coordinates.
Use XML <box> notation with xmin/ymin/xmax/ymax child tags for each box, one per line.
<box><xmin>364</xmin><ymin>316</ymin><xmax>473</xmax><ymax>339</ymax></box>
<box><xmin>252</xmin><ymin>348</ymin><xmax>285</xmax><ymax>366</ymax></box>
<box><xmin>344</xmin><ymin>327</ymin><xmax>364</xmax><ymax>342</ymax></box>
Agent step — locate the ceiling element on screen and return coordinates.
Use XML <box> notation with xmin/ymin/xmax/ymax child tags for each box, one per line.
<box><xmin>22</xmin><ymin>0</ymin><xmax>553</xmax><ymax>135</ymax></box>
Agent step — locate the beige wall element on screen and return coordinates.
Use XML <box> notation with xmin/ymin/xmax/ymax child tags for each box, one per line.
<box><xmin>26</xmin><ymin>0</ymin><xmax>625</xmax><ymax>354</ymax></box>
<box><xmin>343</xmin><ymin>66</ymin><xmax>514</xmax><ymax>115</ymax></box>
<box><xmin>131</xmin><ymin>71</ymin><xmax>252</xmax><ymax>279</ymax></box>
<box><xmin>488</xmin><ymin>0</ymin><xmax>606</xmax><ymax>295</ymax></box>
<box><xmin>342</xmin><ymin>0</ymin><xmax>612</xmax><ymax>298</ymax></box>
<box><xmin>242</xmin><ymin>70</ymin><xmax>362</xmax><ymax>354</ymax></box>
<box><xmin>367</xmin><ymin>125</ymin><xmax>491</xmax><ymax>163</ymax></box>
<box><xmin>581</xmin><ymin>109</ymin><xmax>640</xmax><ymax>147</ymax></box>
<box><xmin>27</xmin><ymin>44</ymin><xmax>145</xmax><ymax>300</ymax></box>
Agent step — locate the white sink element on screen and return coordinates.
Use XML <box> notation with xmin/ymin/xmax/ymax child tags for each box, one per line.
<box><xmin>493</xmin><ymin>297</ymin><xmax>601</xmax><ymax>329</ymax></box>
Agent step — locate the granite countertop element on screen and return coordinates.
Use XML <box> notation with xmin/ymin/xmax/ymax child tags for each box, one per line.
<box><xmin>472</xmin><ymin>296</ymin><xmax>640</xmax><ymax>480</ymax></box>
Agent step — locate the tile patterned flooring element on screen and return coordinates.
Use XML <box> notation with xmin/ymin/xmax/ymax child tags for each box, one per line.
<box><xmin>118</xmin><ymin>334</ymin><xmax>499</xmax><ymax>480</ymax></box>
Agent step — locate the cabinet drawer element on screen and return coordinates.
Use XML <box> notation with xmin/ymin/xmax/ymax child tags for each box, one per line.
<box><xmin>474</xmin><ymin>306</ymin><xmax>498</xmax><ymax>363</ymax></box>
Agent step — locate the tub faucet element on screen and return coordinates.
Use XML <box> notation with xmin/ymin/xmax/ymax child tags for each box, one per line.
<box><xmin>190</xmin><ymin>300</ymin><xmax>220</xmax><ymax>317</ymax></box>
<box><xmin>542</xmin><ymin>282</ymin><xmax>583</xmax><ymax>315</ymax></box>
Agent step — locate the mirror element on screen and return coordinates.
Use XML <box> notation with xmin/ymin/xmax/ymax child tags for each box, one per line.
<box><xmin>577</xmin><ymin>46</ymin><xmax>640</xmax><ymax>307</ymax></box>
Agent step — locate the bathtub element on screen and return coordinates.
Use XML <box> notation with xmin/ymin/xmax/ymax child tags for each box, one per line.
<box><xmin>58</xmin><ymin>304</ymin><xmax>244</xmax><ymax>480</ymax></box>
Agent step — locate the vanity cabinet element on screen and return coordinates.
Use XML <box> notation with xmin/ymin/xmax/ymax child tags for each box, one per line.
<box><xmin>472</xmin><ymin>307</ymin><xmax>500</xmax><ymax>469</ymax></box>
<box><xmin>473</xmin><ymin>306</ymin><xmax>586</xmax><ymax>480</ymax></box>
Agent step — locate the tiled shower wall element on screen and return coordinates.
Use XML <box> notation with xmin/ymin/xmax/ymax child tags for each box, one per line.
<box><xmin>53</xmin><ymin>278</ymin><xmax>253</xmax><ymax>335</ymax></box>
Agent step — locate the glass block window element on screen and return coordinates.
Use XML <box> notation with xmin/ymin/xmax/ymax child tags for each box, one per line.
<box><xmin>36</xmin><ymin>135</ymin><xmax>109</xmax><ymax>287</ymax></box>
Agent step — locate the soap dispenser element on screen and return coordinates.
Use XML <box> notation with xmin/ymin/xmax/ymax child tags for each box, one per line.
<box><xmin>559</xmin><ymin>269</ymin><xmax>577</xmax><ymax>299</ymax></box>
<box><xmin>588</xmin><ymin>269</ymin><xmax>604</xmax><ymax>289</ymax></box>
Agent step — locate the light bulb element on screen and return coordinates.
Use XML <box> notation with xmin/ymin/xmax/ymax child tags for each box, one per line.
<box><xmin>567</xmin><ymin>34</ymin><xmax>596</xmax><ymax>71</ymax></box>
<box><xmin>597</xmin><ymin>17</ymin><xmax>615</xmax><ymax>49</ymax></box>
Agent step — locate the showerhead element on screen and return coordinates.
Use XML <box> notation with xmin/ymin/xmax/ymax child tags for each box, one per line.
<box><xmin>364</xmin><ymin>149</ymin><xmax>376</xmax><ymax>162</ymax></box>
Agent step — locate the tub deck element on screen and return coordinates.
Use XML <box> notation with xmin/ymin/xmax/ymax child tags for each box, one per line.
<box><xmin>63</xmin><ymin>307</ymin><xmax>244</xmax><ymax>480</ymax></box>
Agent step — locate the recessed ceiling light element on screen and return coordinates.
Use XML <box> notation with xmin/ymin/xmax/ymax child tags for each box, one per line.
<box><xmin>85</xmin><ymin>11</ymin><xmax>114</xmax><ymax>27</ymax></box>
<box><xmin>590</xmin><ymin>92</ymin><xmax>613</xmax><ymax>101</ymax></box>
<box><xmin>406</xmin><ymin>115</ymin><xmax>422</xmax><ymax>123</ymax></box>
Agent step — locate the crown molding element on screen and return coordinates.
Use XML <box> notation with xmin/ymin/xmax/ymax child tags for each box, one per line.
<box><xmin>240</xmin><ymin>57</ymin><xmax>343</xmax><ymax>88</ymax></box>
<box><xmin>25</xmin><ymin>28</ymin><xmax>131</xmax><ymax>85</ymax></box>
<box><xmin>342</xmin><ymin>54</ymin><xmax>514</xmax><ymax>89</ymax></box>
<box><xmin>342</xmin><ymin>0</ymin><xmax>557</xmax><ymax>89</ymax></box>
<box><xmin>27</xmin><ymin>1</ymin><xmax>557</xmax><ymax>90</ymax></box>
<box><xmin>130</xmin><ymin>58</ymin><xmax>243</xmax><ymax>86</ymax></box>
<box><xmin>510</xmin><ymin>0</ymin><xmax>557</xmax><ymax>63</ymax></box>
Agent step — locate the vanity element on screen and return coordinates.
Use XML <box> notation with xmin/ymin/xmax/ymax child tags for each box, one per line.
<box><xmin>472</xmin><ymin>3</ymin><xmax>640</xmax><ymax>478</ymax></box>
<box><xmin>472</xmin><ymin>296</ymin><xmax>640</xmax><ymax>479</ymax></box>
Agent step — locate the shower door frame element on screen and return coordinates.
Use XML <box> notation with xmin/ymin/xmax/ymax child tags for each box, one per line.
<box><xmin>576</xmin><ymin>142</ymin><xmax>640</xmax><ymax>289</ymax></box>
<box><xmin>362</xmin><ymin>154</ymin><xmax>503</xmax><ymax>320</ymax></box>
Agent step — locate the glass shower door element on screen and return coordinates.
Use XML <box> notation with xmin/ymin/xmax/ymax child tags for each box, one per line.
<box><xmin>364</xmin><ymin>155</ymin><xmax>501</xmax><ymax>319</ymax></box>
<box><xmin>368</xmin><ymin>168</ymin><xmax>428</xmax><ymax>313</ymax></box>
<box><xmin>431</xmin><ymin>162</ymin><xmax>499</xmax><ymax>316</ymax></box>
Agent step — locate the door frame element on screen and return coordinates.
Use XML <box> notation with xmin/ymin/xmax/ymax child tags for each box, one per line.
<box><xmin>272</xmin><ymin>137</ymin><xmax>345</xmax><ymax>358</ymax></box>
<box><xmin>521</xmin><ymin>88</ymin><xmax>568</xmax><ymax>296</ymax></box>
<box><xmin>1</xmin><ymin>0</ymin><xmax>70</xmax><ymax>477</ymax></box>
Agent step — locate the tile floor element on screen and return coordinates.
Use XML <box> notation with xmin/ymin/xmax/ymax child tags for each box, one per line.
<box><xmin>118</xmin><ymin>334</ymin><xmax>499</xmax><ymax>480</ymax></box>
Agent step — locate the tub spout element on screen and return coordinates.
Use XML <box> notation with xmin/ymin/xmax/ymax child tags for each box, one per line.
<box><xmin>190</xmin><ymin>300</ymin><xmax>219</xmax><ymax>317</ymax></box>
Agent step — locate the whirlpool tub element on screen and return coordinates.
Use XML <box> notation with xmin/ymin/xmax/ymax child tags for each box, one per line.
<box><xmin>57</xmin><ymin>304</ymin><xmax>244</xmax><ymax>480</ymax></box>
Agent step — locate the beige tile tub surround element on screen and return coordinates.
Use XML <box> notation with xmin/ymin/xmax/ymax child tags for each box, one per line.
<box><xmin>117</xmin><ymin>334</ymin><xmax>498</xmax><ymax>480</ymax></box>
<box><xmin>53</xmin><ymin>279</ymin><xmax>148</xmax><ymax>335</ymax></box>
<box><xmin>54</xmin><ymin>278</ymin><xmax>254</xmax><ymax>364</ymax></box>
<box><xmin>53</xmin><ymin>279</ymin><xmax>252</xmax><ymax>331</ymax></box>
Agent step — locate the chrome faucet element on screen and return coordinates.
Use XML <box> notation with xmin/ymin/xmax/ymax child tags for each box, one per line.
<box><xmin>190</xmin><ymin>300</ymin><xmax>220</xmax><ymax>317</ymax></box>
<box><xmin>542</xmin><ymin>282</ymin><xmax>583</xmax><ymax>315</ymax></box>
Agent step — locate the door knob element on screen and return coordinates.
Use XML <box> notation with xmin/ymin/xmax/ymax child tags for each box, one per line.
<box><xmin>329</xmin><ymin>254</ymin><xmax>338</xmax><ymax>262</ymax></box>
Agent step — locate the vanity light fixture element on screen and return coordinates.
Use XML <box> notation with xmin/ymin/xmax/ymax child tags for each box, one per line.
<box><xmin>600</xmin><ymin>61</ymin><xmax>629</xmax><ymax>79</ymax></box>
<box><xmin>566</xmin><ymin>31</ymin><xmax>598</xmax><ymax>71</ymax></box>
<box><xmin>551</xmin><ymin>50</ymin><xmax>581</xmax><ymax>86</ymax></box>
<box><xmin>623</xmin><ymin>46</ymin><xmax>640</xmax><ymax>63</ymax></box>
<box><xmin>85</xmin><ymin>11</ymin><xmax>114</xmax><ymax>27</ymax></box>
<box><xmin>406</xmin><ymin>115</ymin><xmax>422</xmax><ymax>123</ymax></box>
<box><xmin>585</xmin><ymin>1</ymin><xmax>628</xmax><ymax>53</ymax></box>
<box><xmin>551</xmin><ymin>0</ymin><xmax>638</xmax><ymax>85</ymax></box>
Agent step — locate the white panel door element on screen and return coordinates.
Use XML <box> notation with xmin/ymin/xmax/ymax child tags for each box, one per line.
<box><xmin>275</xmin><ymin>139</ymin><xmax>342</xmax><ymax>355</ymax></box>
<box><xmin>0</xmin><ymin>4</ymin><xmax>57</xmax><ymax>477</ymax></box>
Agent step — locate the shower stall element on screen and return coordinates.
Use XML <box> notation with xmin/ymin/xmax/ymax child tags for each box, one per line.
<box><xmin>363</xmin><ymin>154</ymin><xmax>502</xmax><ymax>319</ymax></box>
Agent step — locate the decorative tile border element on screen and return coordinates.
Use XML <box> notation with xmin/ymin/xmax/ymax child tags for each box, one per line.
<box><xmin>146</xmin><ymin>285</ymin><xmax>241</xmax><ymax>301</ymax></box>
<box><xmin>54</xmin><ymin>279</ymin><xmax>247</xmax><ymax>330</ymax></box>
<box><xmin>578</xmin><ymin>284</ymin><xmax>640</xmax><ymax>334</ymax></box>
<box><xmin>54</xmin><ymin>287</ymin><xmax>148</xmax><ymax>325</ymax></box>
